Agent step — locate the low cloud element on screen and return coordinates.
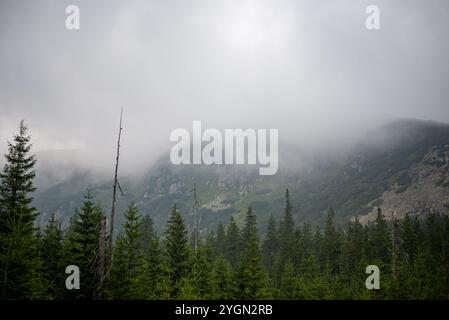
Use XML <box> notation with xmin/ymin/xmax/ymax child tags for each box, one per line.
<box><xmin>1</xmin><ymin>0</ymin><xmax>448</xmax><ymax>176</ymax></box>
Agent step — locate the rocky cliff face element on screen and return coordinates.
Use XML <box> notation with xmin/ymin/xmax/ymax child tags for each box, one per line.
<box><xmin>358</xmin><ymin>144</ymin><xmax>449</xmax><ymax>223</ymax></box>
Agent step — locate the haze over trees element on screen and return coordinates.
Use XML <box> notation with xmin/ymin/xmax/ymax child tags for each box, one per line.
<box><xmin>0</xmin><ymin>122</ymin><xmax>448</xmax><ymax>299</ymax></box>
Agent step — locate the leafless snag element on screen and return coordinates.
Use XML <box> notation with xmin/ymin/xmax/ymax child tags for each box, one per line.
<box><xmin>96</xmin><ymin>108</ymin><xmax>124</xmax><ymax>294</ymax></box>
<box><xmin>191</xmin><ymin>184</ymin><xmax>201</xmax><ymax>252</ymax></box>
<box><xmin>109</xmin><ymin>107</ymin><xmax>123</xmax><ymax>262</ymax></box>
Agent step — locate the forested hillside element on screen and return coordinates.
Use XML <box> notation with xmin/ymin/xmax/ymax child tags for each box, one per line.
<box><xmin>1</xmin><ymin>122</ymin><xmax>448</xmax><ymax>299</ymax></box>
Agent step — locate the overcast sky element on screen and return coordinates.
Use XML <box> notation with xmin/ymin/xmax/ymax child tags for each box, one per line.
<box><xmin>0</xmin><ymin>0</ymin><xmax>448</xmax><ymax>174</ymax></box>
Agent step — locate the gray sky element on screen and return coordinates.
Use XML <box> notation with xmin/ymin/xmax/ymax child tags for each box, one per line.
<box><xmin>1</xmin><ymin>0</ymin><xmax>448</xmax><ymax>174</ymax></box>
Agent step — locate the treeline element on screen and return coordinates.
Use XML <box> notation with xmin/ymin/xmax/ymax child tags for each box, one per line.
<box><xmin>0</xmin><ymin>122</ymin><xmax>448</xmax><ymax>300</ymax></box>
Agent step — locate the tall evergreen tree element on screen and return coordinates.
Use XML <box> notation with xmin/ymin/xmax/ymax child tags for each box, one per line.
<box><xmin>279</xmin><ymin>260</ymin><xmax>296</xmax><ymax>299</ymax></box>
<box><xmin>401</xmin><ymin>213</ymin><xmax>417</xmax><ymax>261</ymax></box>
<box><xmin>190</xmin><ymin>247</ymin><xmax>214</xmax><ymax>299</ymax></box>
<box><xmin>340</xmin><ymin>217</ymin><xmax>364</xmax><ymax>277</ymax></box>
<box><xmin>0</xmin><ymin>121</ymin><xmax>40</xmax><ymax>299</ymax></box>
<box><xmin>236</xmin><ymin>207</ymin><xmax>269</xmax><ymax>299</ymax></box>
<box><xmin>371</xmin><ymin>208</ymin><xmax>390</xmax><ymax>265</ymax></box>
<box><xmin>300</xmin><ymin>222</ymin><xmax>314</xmax><ymax>260</ymax></box>
<box><xmin>211</xmin><ymin>255</ymin><xmax>235</xmax><ymax>299</ymax></box>
<box><xmin>0</xmin><ymin>121</ymin><xmax>37</xmax><ymax>232</ymax></box>
<box><xmin>279</xmin><ymin>189</ymin><xmax>295</xmax><ymax>266</ymax></box>
<box><xmin>214</xmin><ymin>222</ymin><xmax>226</xmax><ymax>257</ymax></box>
<box><xmin>66</xmin><ymin>190</ymin><xmax>104</xmax><ymax>299</ymax></box>
<box><xmin>262</xmin><ymin>215</ymin><xmax>279</xmax><ymax>275</ymax></box>
<box><xmin>136</xmin><ymin>226</ymin><xmax>166</xmax><ymax>299</ymax></box>
<box><xmin>40</xmin><ymin>214</ymin><xmax>65</xmax><ymax>299</ymax></box>
<box><xmin>225</xmin><ymin>217</ymin><xmax>241</xmax><ymax>267</ymax></box>
<box><xmin>110</xmin><ymin>203</ymin><xmax>145</xmax><ymax>299</ymax></box>
<box><xmin>321</xmin><ymin>208</ymin><xmax>341</xmax><ymax>274</ymax></box>
<box><xmin>164</xmin><ymin>205</ymin><xmax>191</xmax><ymax>297</ymax></box>
<box><xmin>141</xmin><ymin>214</ymin><xmax>155</xmax><ymax>253</ymax></box>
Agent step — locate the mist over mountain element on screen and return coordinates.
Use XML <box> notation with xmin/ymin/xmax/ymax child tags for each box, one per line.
<box><xmin>32</xmin><ymin>118</ymin><xmax>449</xmax><ymax>234</ymax></box>
<box><xmin>35</xmin><ymin>149</ymin><xmax>111</xmax><ymax>190</ymax></box>
<box><xmin>2</xmin><ymin>1</ymin><xmax>449</xmax><ymax>174</ymax></box>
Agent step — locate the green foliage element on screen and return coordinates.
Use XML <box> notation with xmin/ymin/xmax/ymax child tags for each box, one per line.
<box><xmin>262</xmin><ymin>215</ymin><xmax>278</xmax><ymax>275</ymax></box>
<box><xmin>214</xmin><ymin>222</ymin><xmax>226</xmax><ymax>258</ymax></box>
<box><xmin>39</xmin><ymin>214</ymin><xmax>65</xmax><ymax>298</ymax></box>
<box><xmin>1</xmin><ymin>123</ymin><xmax>448</xmax><ymax>300</ymax></box>
<box><xmin>141</xmin><ymin>214</ymin><xmax>155</xmax><ymax>253</ymax></box>
<box><xmin>321</xmin><ymin>209</ymin><xmax>341</xmax><ymax>274</ymax></box>
<box><xmin>224</xmin><ymin>216</ymin><xmax>241</xmax><ymax>267</ymax></box>
<box><xmin>211</xmin><ymin>255</ymin><xmax>236</xmax><ymax>299</ymax></box>
<box><xmin>164</xmin><ymin>205</ymin><xmax>191</xmax><ymax>298</ymax></box>
<box><xmin>278</xmin><ymin>189</ymin><xmax>295</xmax><ymax>266</ymax></box>
<box><xmin>65</xmin><ymin>190</ymin><xmax>104</xmax><ymax>299</ymax></box>
<box><xmin>189</xmin><ymin>247</ymin><xmax>214</xmax><ymax>299</ymax></box>
<box><xmin>236</xmin><ymin>207</ymin><xmax>270</xmax><ymax>299</ymax></box>
<box><xmin>136</xmin><ymin>214</ymin><xmax>167</xmax><ymax>299</ymax></box>
<box><xmin>0</xmin><ymin>121</ymin><xmax>41</xmax><ymax>299</ymax></box>
<box><xmin>110</xmin><ymin>203</ymin><xmax>145</xmax><ymax>299</ymax></box>
<box><xmin>279</xmin><ymin>260</ymin><xmax>296</xmax><ymax>299</ymax></box>
<box><xmin>0</xmin><ymin>121</ymin><xmax>37</xmax><ymax>230</ymax></box>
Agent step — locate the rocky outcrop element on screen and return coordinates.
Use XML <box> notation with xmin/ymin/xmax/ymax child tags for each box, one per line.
<box><xmin>358</xmin><ymin>145</ymin><xmax>449</xmax><ymax>224</ymax></box>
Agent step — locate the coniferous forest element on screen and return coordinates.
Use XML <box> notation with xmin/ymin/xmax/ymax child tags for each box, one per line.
<box><xmin>1</xmin><ymin>122</ymin><xmax>448</xmax><ymax>300</ymax></box>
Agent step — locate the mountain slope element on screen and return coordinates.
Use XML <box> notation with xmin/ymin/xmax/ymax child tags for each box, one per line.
<box><xmin>33</xmin><ymin>119</ymin><xmax>449</xmax><ymax>233</ymax></box>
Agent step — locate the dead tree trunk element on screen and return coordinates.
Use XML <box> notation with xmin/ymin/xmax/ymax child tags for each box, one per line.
<box><xmin>108</xmin><ymin>108</ymin><xmax>123</xmax><ymax>271</ymax></box>
<box><xmin>191</xmin><ymin>184</ymin><xmax>201</xmax><ymax>252</ymax></box>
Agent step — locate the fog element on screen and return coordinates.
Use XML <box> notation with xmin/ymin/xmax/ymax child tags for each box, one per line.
<box><xmin>1</xmin><ymin>0</ymin><xmax>448</xmax><ymax>177</ymax></box>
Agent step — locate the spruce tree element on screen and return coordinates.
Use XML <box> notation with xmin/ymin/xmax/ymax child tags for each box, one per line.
<box><xmin>214</xmin><ymin>222</ymin><xmax>226</xmax><ymax>257</ymax></box>
<box><xmin>322</xmin><ymin>208</ymin><xmax>341</xmax><ymax>274</ymax></box>
<box><xmin>279</xmin><ymin>189</ymin><xmax>295</xmax><ymax>266</ymax></box>
<box><xmin>138</xmin><ymin>232</ymin><xmax>165</xmax><ymax>299</ymax></box>
<box><xmin>225</xmin><ymin>216</ymin><xmax>241</xmax><ymax>267</ymax></box>
<box><xmin>211</xmin><ymin>255</ymin><xmax>235</xmax><ymax>299</ymax></box>
<box><xmin>300</xmin><ymin>222</ymin><xmax>314</xmax><ymax>260</ymax></box>
<box><xmin>292</xmin><ymin>228</ymin><xmax>302</xmax><ymax>268</ymax></box>
<box><xmin>340</xmin><ymin>217</ymin><xmax>366</xmax><ymax>297</ymax></box>
<box><xmin>401</xmin><ymin>213</ymin><xmax>417</xmax><ymax>261</ymax></box>
<box><xmin>236</xmin><ymin>207</ymin><xmax>269</xmax><ymax>299</ymax></box>
<box><xmin>66</xmin><ymin>190</ymin><xmax>104</xmax><ymax>299</ymax></box>
<box><xmin>40</xmin><ymin>213</ymin><xmax>65</xmax><ymax>299</ymax></box>
<box><xmin>262</xmin><ymin>215</ymin><xmax>279</xmax><ymax>275</ymax></box>
<box><xmin>0</xmin><ymin>121</ymin><xmax>37</xmax><ymax>231</ymax></box>
<box><xmin>110</xmin><ymin>203</ymin><xmax>145</xmax><ymax>299</ymax></box>
<box><xmin>135</xmin><ymin>213</ymin><xmax>166</xmax><ymax>298</ymax></box>
<box><xmin>141</xmin><ymin>214</ymin><xmax>155</xmax><ymax>253</ymax></box>
<box><xmin>340</xmin><ymin>217</ymin><xmax>364</xmax><ymax>277</ymax></box>
<box><xmin>371</xmin><ymin>208</ymin><xmax>390</xmax><ymax>266</ymax></box>
<box><xmin>0</xmin><ymin>121</ymin><xmax>40</xmax><ymax>299</ymax></box>
<box><xmin>279</xmin><ymin>260</ymin><xmax>296</xmax><ymax>299</ymax></box>
<box><xmin>190</xmin><ymin>247</ymin><xmax>214</xmax><ymax>298</ymax></box>
<box><xmin>164</xmin><ymin>205</ymin><xmax>191</xmax><ymax>298</ymax></box>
